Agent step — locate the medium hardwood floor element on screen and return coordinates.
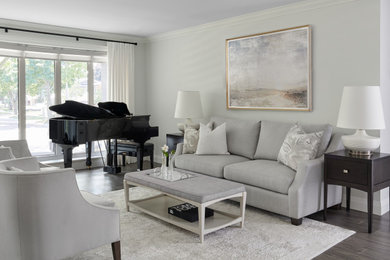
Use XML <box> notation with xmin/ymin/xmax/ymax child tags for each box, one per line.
<box><xmin>76</xmin><ymin>164</ymin><xmax>390</xmax><ymax>259</ymax></box>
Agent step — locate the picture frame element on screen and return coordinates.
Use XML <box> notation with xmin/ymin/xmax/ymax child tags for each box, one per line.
<box><xmin>226</xmin><ymin>25</ymin><xmax>312</xmax><ymax>111</ymax></box>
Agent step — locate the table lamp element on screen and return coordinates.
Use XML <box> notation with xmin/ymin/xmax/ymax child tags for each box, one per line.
<box><xmin>337</xmin><ymin>86</ymin><xmax>385</xmax><ymax>156</ymax></box>
<box><xmin>174</xmin><ymin>91</ymin><xmax>203</xmax><ymax>132</ymax></box>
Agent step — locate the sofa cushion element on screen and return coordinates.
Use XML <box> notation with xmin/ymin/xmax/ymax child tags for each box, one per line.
<box><xmin>211</xmin><ymin>116</ymin><xmax>260</xmax><ymax>159</ymax></box>
<box><xmin>224</xmin><ymin>160</ymin><xmax>296</xmax><ymax>194</ymax></box>
<box><xmin>174</xmin><ymin>154</ymin><xmax>248</xmax><ymax>178</ymax></box>
<box><xmin>254</xmin><ymin>121</ymin><xmax>294</xmax><ymax>160</ymax></box>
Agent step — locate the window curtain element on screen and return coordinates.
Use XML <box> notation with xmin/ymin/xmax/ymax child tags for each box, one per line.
<box><xmin>107</xmin><ymin>42</ymin><xmax>135</xmax><ymax>113</ymax></box>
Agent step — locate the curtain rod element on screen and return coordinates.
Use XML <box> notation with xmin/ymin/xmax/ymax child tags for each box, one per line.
<box><xmin>0</xmin><ymin>26</ymin><xmax>137</xmax><ymax>46</ymax></box>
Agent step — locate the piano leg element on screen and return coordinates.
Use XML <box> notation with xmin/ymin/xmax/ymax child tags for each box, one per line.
<box><xmin>137</xmin><ymin>143</ymin><xmax>144</xmax><ymax>171</ymax></box>
<box><xmin>86</xmin><ymin>141</ymin><xmax>92</xmax><ymax>168</ymax></box>
<box><xmin>61</xmin><ymin>145</ymin><xmax>75</xmax><ymax>168</ymax></box>
<box><xmin>103</xmin><ymin>139</ymin><xmax>121</xmax><ymax>174</ymax></box>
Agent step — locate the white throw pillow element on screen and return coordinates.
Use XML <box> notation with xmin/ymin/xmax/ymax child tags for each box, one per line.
<box><xmin>195</xmin><ymin>123</ymin><xmax>229</xmax><ymax>155</ymax></box>
<box><xmin>277</xmin><ymin>124</ymin><xmax>323</xmax><ymax>171</ymax></box>
<box><xmin>0</xmin><ymin>146</ymin><xmax>15</xmax><ymax>161</ymax></box>
<box><xmin>183</xmin><ymin>122</ymin><xmax>213</xmax><ymax>154</ymax></box>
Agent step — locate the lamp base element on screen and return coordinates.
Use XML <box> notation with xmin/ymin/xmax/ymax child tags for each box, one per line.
<box><xmin>342</xmin><ymin>129</ymin><xmax>380</xmax><ymax>156</ymax></box>
<box><xmin>348</xmin><ymin>150</ymin><xmax>372</xmax><ymax>157</ymax></box>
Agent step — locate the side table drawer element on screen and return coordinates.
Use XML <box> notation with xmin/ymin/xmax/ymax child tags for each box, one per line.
<box><xmin>326</xmin><ymin>159</ymin><xmax>368</xmax><ymax>185</ymax></box>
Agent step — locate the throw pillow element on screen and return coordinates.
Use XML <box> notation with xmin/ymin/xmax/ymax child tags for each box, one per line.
<box><xmin>183</xmin><ymin>122</ymin><xmax>212</xmax><ymax>154</ymax></box>
<box><xmin>195</xmin><ymin>123</ymin><xmax>229</xmax><ymax>155</ymax></box>
<box><xmin>277</xmin><ymin>124</ymin><xmax>323</xmax><ymax>171</ymax></box>
<box><xmin>0</xmin><ymin>146</ymin><xmax>15</xmax><ymax>161</ymax></box>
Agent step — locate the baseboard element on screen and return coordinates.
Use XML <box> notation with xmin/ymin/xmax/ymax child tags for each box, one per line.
<box><xmin>45</xmin><ymin>157</ymin><xmax>104</xmax><ymax>170</ymax></box>
<box><xmin>342</xmin><ymin>187</ymin><xmax>390</xmax><ymax>216</ymax></box>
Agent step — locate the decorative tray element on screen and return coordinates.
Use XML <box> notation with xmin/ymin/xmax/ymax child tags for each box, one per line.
<box><xmin>147</xmin><ymin>168</ymin><xmax>195</xmax><ymax>182</ymax></box>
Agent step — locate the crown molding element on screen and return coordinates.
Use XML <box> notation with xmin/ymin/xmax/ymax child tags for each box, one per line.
<box><xmin>147</xmin><ymin>0</ymin><xmax>356</xmax><ymax>43</ymax></box>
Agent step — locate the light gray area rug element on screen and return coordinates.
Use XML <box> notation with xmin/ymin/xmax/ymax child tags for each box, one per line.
<box><xmin>73</xmin><ymin>188</ymin><xmax>354</xmax><ymax>260</ymax></box>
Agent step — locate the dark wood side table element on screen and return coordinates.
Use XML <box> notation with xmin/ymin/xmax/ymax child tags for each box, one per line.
<box><xmin>166</xmin><ymin>133</ymin><xmax>184</xmax><ymax>152</ymax></box>
<box><xmin>324</xmin><ymin>150</ymin><xmax>390</xmax><ymax>233</ymax></box>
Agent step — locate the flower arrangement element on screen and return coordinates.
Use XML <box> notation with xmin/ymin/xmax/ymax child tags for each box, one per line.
<box><xmin>161</xmin><ymin>144</ymin><xmax>175</xmax><ymax>158</ymax></box>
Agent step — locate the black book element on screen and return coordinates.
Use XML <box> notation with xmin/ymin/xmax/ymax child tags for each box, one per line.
<box><xmin>168</xmin><ymin>203</ymin><xmax>214</xmax><ymax>222</ymax></box>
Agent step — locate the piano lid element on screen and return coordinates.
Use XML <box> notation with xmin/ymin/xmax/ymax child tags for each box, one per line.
<box><xmin>49</xmin><ymin>100</ymin><xmax>130</xmax><ymax>120</ymax></box>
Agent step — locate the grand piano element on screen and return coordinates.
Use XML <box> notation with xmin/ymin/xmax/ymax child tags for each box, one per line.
<box><xmin>49</xmin><ymin>101</ymin><xmax>158</xmax><ymax>173</ymax></box>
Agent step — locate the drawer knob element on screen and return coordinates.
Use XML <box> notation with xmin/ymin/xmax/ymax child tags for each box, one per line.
<box><xmin>343</xmin><ymin>169</ymin><xmax>349</xmax><ymax>174</ymax></box>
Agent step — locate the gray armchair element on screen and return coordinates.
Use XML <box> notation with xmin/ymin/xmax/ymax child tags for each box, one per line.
<box><xmin>0</xmin><ymin>157</ymin><xmax>121</xmax><ymax>260</ymax></box>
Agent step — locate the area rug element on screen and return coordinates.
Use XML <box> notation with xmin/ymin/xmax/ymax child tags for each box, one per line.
<box><xmin>72</xmin><ymin>188</ymin><xmax>354</xmax><ymax>260</ymax></box>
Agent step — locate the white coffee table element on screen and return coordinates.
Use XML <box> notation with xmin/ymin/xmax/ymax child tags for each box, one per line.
<box><xmin>123</xmin><ymin>168</ymin><xmax>246</xmax><ymax>243</ymax></box>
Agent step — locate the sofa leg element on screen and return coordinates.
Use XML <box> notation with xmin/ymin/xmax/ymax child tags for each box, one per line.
<box><xmin>111</xmin><ymin>241</ymin><xmax>121</xmax><ymax>260</ymax></box>
<box><xmin>291</xmin><ymin>218</ymin><xmax>303</xmax><ymax>226</ymax></box>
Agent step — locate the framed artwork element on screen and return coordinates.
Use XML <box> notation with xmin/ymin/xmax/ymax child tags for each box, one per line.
<box><xmin>226</xmin><ymin>25</ymin><xmax>312</xmax><ymax>111</ymax></box>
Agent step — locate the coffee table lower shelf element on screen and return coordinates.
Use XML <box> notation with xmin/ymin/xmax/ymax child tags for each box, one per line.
<box><xmin>124</xmin><ymin>181</ymin><xmax>246</xmax><ymax>243</ymax></box>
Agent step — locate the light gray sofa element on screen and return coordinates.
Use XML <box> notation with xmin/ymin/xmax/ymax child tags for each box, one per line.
<box><xmin>174</xmin><ymin>116</ymin><xmax>343</xmax><ymax>225</ymax></box>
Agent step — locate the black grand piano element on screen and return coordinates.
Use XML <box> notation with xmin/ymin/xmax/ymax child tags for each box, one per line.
<box><xmin>49</xmin><ymin>101</ymin><xmax>158</xmax><ymax>173</ymax></box>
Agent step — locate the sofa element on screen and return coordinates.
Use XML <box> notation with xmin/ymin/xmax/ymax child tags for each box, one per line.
<box><xmin>174</xmin><ymin>116</ymin><xmax>343</xmax><ymax>225</ymax></box>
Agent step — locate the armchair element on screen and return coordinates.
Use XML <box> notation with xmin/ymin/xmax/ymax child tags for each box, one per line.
<box><xmin>0</xmin><ymin>158</ymin><xmax>121</xmax><ymax>260</ymax></box>
<box><xmin>0</xmin><ymin>139</ymin><xmax>53</xmax><ymax>168</ymax></box>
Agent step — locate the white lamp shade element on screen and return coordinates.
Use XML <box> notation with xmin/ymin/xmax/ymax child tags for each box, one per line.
<box><xmin>337</xmin><ymin>86</ymin><xmax>385</xmax><ymax>130</ymax></box>
<box><xmin>174</xmin><ymin>91</ymin><xmax>203</xmax><ymax>119</ymax></box>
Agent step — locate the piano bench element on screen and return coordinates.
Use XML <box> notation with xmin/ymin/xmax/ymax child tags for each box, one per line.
<box><xmin>114</xmin><ymin>141</ymin><xmax>154</xmax><ymax>170</ymax></box>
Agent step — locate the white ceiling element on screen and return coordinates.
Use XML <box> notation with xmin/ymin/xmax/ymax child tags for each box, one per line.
<box><xmin>0</xmin><ymin>0</ymin><xmax>303</xmax><ymax>37</ymax></box>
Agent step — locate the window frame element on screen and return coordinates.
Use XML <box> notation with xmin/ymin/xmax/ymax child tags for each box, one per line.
<box><xmin>0</xmin><ymin>45</ymin><xmax>107</xmax><ymax>161</ymax></box>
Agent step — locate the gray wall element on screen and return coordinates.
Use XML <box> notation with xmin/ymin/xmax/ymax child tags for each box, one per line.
<box><xmin>145</xmin><ymin>0</ymin><xmax>380</xmax><ymax>151</ymax></box>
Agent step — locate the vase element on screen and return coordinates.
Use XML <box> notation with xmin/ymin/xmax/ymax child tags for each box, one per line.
<box><xmin>161</xmin><ymin>154</ymin><xmax>168</xmax><ymax>176</ymax></box>
<box><xmin>168</xmin><ymin>153</ymin><xmax>174</xmax><ymax>174</ymax></box>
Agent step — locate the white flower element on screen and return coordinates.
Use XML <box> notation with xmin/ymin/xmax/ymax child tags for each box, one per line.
<box><xmin>161</xmin><ymin>145</ymin><xmax>169</xmax><ymax>153</ymax></box>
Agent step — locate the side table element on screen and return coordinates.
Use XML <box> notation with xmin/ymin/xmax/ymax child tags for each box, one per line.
<box><xmin>324</xmin><ymin>150</ymin><xmax>390</xmax><ymax>233</ymax></box>
<box><xmin>166</xmin><ymin>133</ymin><xmax>184</xmax><ymax>152</ymax></box>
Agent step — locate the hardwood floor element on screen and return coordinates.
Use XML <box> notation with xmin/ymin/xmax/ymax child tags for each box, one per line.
<box><xmin>76</xmin><ymin>164</ymin><xmax>390</xmax><ymax>259</ymax></box>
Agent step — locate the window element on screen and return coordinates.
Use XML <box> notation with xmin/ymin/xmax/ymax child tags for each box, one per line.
<box><xmin>61</xmin><ymin>61</ymin><xmax>88</xmax><ymax>104</ymax></box>
<box><xmin>93</xmin><ymin>62</ymin><xmax>108</xmax><ymax>105</ymax></box>
<box><xmin>25</xmin><ymin>58</ymin><xmax>55</xmax><ymax>155</ymax></box>
<box><xmin>0</xmin><ymin>48</ymin><xmax>107</xmax><ymax>160</ymax></box>
<box><xmin>0</xmin><ymin>57</ymin><xmax>19</xmax><ymax>140</ymax></box>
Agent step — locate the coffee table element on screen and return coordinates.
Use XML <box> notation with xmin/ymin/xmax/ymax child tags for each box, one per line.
<box><xmin>123</xmin><ymin>168</ymin><xmax>246</xmax><ymax>243</ymax></box>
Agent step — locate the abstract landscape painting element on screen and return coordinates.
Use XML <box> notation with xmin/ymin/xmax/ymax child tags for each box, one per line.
<box><xmin>226</xmin><ymin>25</ymin><xmax>311</xmax><ymax>111</ymax></box>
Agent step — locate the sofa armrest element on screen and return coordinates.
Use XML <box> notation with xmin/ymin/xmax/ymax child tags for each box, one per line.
<box><xmin>176</xmin><ymin>143</ymin><xmax>183</xmax><ymax>156</ymax></box>
<box><xmin>172</xmin><ymin>143</ymin><xmax>183</xmax><ymax>167</ymax></box>
<box><xmin>288</xmin><ymin>157</ymin><xmax>324</xmax><ymax>219</ymax></box>
<box><xmin>288</xmin><ymin>156</ymin><xmax>342</xmax><ymax>219</ymax></box>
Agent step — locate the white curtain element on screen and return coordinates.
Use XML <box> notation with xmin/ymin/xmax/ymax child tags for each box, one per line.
<box><xmin>107</xmin><ymin>42</ymin><xmax>135</xmax><ymax>113</ymax></box>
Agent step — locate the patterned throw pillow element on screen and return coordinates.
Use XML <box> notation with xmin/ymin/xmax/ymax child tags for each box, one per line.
<box><xmin>183</xmin><ymin>122</ymin><xmax>212</xmax><ymax>154</ymax></box>
<box><xmin>277</xmin><ymin>124</ymin><xmax>323</xmax><ymax>171</ymax></box>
